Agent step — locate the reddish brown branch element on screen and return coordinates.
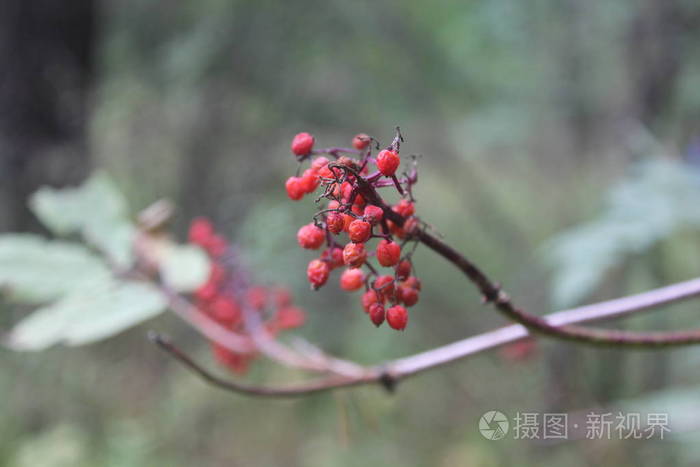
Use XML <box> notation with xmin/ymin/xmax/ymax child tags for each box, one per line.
<box><xmin>338</xmin><ymin>161</ymin><xmax>700</xmax><ymax>347</ymax></box>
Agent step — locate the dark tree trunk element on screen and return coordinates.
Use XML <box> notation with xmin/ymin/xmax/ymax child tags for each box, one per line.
<box><xmin>0</xmin><ymin>0</ymin><xmax>95</xmax><ymax>231</ymax></box>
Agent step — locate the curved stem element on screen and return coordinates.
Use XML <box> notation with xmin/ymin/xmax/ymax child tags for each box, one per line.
<box><xmin>415</xmin><ymin>228</ymin><xmax>700</xmax><ymax>347</ymax></box>
<box><xmin>152</xmin><ymin>276</ymin><xmax>700</xmax><ymax>397</ymax></box>
<box><xmin>341</xmin><ymin>160</ymin><xmax>700</xmax><ymax>348</ymax></box>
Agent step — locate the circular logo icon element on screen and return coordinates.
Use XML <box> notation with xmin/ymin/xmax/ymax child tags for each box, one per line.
<box><xmin>479</xmin><ymin>410</ymin><xmax>509</xmax><ymax>440</ymax></box>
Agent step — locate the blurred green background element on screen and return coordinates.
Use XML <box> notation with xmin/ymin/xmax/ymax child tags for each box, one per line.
<box><xmin>3</xmin><ymin>0</ymin><xmax>700</xmax><ymax>465</ymax></box>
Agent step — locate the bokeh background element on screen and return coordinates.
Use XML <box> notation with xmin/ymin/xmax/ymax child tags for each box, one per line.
<box><xmin>3</xmin><ymin>0</ymin><xmax>700</xmax><ymax>465</ymax></box>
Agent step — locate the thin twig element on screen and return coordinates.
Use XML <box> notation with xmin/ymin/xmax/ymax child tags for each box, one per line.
<box><xmin>152</xmin><ymin>276</ymin><xmax>700</xmax><ymax>397</ymax></box>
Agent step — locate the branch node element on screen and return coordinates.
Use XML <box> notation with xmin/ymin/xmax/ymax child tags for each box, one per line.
<box><xmin>378</xmin><ymin>366</ymin><xmax>398</xmax><ymax>393</ymax></box>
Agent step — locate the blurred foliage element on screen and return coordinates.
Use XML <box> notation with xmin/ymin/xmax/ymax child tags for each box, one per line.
<box><xmin>1</xmin><ymin>173</ymin><xmax>207</xmax><ymax>351</ymax></box>
<box><xmin>4</xmin><ymin>0</ymin><xmax>700</xmax><ymax>466</ymax></box>
<box><xmin>547</xmin><ymin>156</ymin><xmax>700</xmax><ymax>308</ymax></box>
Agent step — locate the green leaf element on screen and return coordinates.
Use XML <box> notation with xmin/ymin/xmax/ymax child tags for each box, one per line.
<box><xmin>0</xmin><ymin>233</ymin><xmax>168</xmax><ymax>350</ymax></box>
<box><xmin>0</xmin><ymin>234</ymin><xmax>111</xmax><ymax>304</ymax></box>
<box><xmin>158</xmin><ymin>243</ymin><xmax>210</xmax><ymax>292</ymax></box>
<box><xmin>29</xmin><ymin>171</ymin><xmax>135</xmax><ymax>267</ymax></box>
<box><xmin>6</xmin><ymin>280</ymin><xmax>166</xmax><ymax>350</ymax></box>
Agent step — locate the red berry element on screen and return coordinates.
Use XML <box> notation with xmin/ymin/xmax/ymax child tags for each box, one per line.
<box><xmin>402</xmin><ymin>276</ymin><xmax>422</xmax><ymax>291</ymax></box>
<box><xmin>275</xmin><ymin>306</ymin><xmax>306</xmax><ymax>329</ymax></box>
<box><xmin>337</xmin><ymin>156</ymin><xmax>358</xmax><ymax>170</ymax></box>
<box><xmin>247</xmin><ymin>286</ymin><xmax>268</xmax><ymax>310</ymax></box>
<box><xmin>363</xmin><ymin>205</ymin><xmax>384</xmax><ymax>224</ymax></box>
<box><xmin>373</xmin><ymin>275</ymin><xmax>395</xmax><ymax>301</ymax></box>
<box><xmin>300</xmin><ymin>169</ymin><xmax>319</xmax><ymax>193</ymax></box>
<box><xmin>342</xmin><ymin>213</ymin><xmax>354</xmax><ymax>233</ymax></box>
<box><xmin>393</xmin><ymin>199</ymin><xmax>415</xmax><ymax>217</ymax></box>
<box><xmin>342</xmin><ymin>242</ymin><xmax>367</xmax><ymax>268</ymax></box>
<box><xmin>376</xmin><ymin>149</ymin><xmax>400</xmax><ymax>176</ymax></box>
<box><xmin>397</xmin><ymin>285</ymin><xmax>419</xmax><ymax>307</ymax></box>
<box><xmin>376</xmin><ymin>239</ymin><xmax>401</xmax><ymax>267</ymax></box>
<box><xmin>318</xmin><ymin>163</ymin><xmax>340</xmax><ymax>180</ymax></box>
<box><xmin>307</xmin><ymin>259</ymin><xmax>330</xmax><ymax>289</ymax></box>
<box><xmin>352</xmin><ymin>133</ymin><xmax>371</xmax><ymax>150</ymax></box>
<box><xmin>189</xmin><ymin>217</ymin><xmax>214</xmax><ymax>245</ymax></box>
<box><xmin>369</xmin><ymin>303</ymin><xmax>385</xmax><ymax>327</ymax></box>
<box><xmin>274</xmin><ymin>288</ymin><xmax>293</xmax><ymax>308</ymax></box>
<box><xmin>395</xmin><ymin>260</ymin><xmax>411</xmax><ymax>280</ymax></box>
<box><xmin>361</xmin><ymin>289</ymin><xmax>383</xmax><ymax>312</ymax></box>
<box><xmin>321</xmin><ymin>247</ymin><xmax>344</xmax><ymax>269</ymax></box>
<box><xmin>326</xmin><ymin>212</ymin><xmax>344</xmax><ymax>235</ymax></box>
<box><xmin>398</xmin><ymin>216</ymin><xmax>419</xmax><ymax>239</ymax></box>
<box><xmin>327</xmin><ymin>200</ymin><xmax>340</xmax><ymax>210</ymax></box>
<box><xmin>297</xmin><ymin>223</ymin><xmax>325</xmax><ymax>250</ymax></box>
<box><xmin>212</xmin><ymin>343</ymin><xmax>250</xmax><ymax>374</ymax></box>
<box><xmin>348</xmin><ymin>219</ymin><xmax>371</xmax><ymax>243</ymax></box>
<box><xmin>386</xmin><ymin>305</ymin><xmax>408</xmax><ymax>330</ymax></box>
<box><xmin>285</xmin><ymin>176</ymin><xmax>305</xmax><ymax>200</ymax></box>
<box><xmin>210</xmin><ymin>297</ymin><xmax>241</xmax><ymax>324</ymax></box>
<box><xmin>195</xmin><ymin>280</ymin><xmax>218</xmax><ymax>302</ymax></box>
<box><xmin>340</xmin><ymin>268</ymin><xmax>364</xmax><ymax>291</ymax></box>
<box><xmin>311</xmin><ymin>156</ymin><xmax>329</xmax><ymax>172</ymax></box>
<box><xmin>291</xmin><ymin>132</ymin><xmax>315</xmax><ymax>156</ymax></box>
<box><xmin>203</xmin><ymin>234</ymin><xmax>228</xmax><ymax>257</ymax></box>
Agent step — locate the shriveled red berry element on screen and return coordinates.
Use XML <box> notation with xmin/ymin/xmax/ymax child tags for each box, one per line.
<box><xmin>307</xmin><ymin>259</ymin><xmax>330</xmax><ymax>289</ymax></box>
<box><xmin>376</xmin><ymin>239</ymin><xmax>401</xmax><ymax>267</ymax></box>
<box><xmin>369</xmin><ymin>303</ymin><xmax>385</xmax><ymax>327</ymax></box>
<box><xmin>352</xmin><ymin>133</ymin><xmax>371</xmax><ymax>150</ymax></box>
<box><xmin>327</xmin><ymin>200</ymin><xmax>340</xmax><ymax>210</ymax></box>
<box><xmin>285</xmin><ymin>176</ymin><xmax>305</xmax><ymax>200</ymax></box>
<box><xmin>321</xmin><ymin>247</ymin><xmax>344</xmax><ymax>269</ymax></box>
<box><xmin>361</xmin><ymin>289</ymin><xmax>383</xmax><ymax>312</ymax></box>
<box><xmin>348</xmin><ymin>219</ymin><xmax>371</xmax><ymax>243</ymax></box>
<box><xmin>300</xmin><ymin>169</ymin><xmax>319</xmax><ymax>193</ymax></box>
<box><xmin>343</xmin><ymin>242</ymin><xmax>367</xmax><ymax>268</ymax></box>
<box><xmin>376</xmin><ymin>149</ymin><xmax>400</xmax><ymax>176</ymax></box>
<box><xmin>402</xmin><ymin>276</ymin><xmax>422</xmax><ymax>291</ymax></box>
<box><xmin>363</xmin><ymin>205</ymin><xmax>384</xmax><ymax>224</ymax></box>
<box><xmin>386</xmin><ymin>305</ymin><xmax>408</xmax><ymax>330</ymax></box>
<box><xmin>326</xmin><ymin>212</ymin><xmax>345</xmax><ymax>235</ymax></box>
<box><xmin>373</xmin><ymin>275</ymin><xmax>395</xmax><ymax>300</ymax></box>
<box><xmin>395</xmin><ymin>260</ymin><xmax>412</xmax><ymax>280</ymax></box>
<box><xmin>340</xmin><ymin>268</ymin><xmax>364</xmax><ymax>291</ymax></box>
<box><xmin>297</xmin><ymin>223</ymin><xmax>325</xmax><ymax>250</ymax></box>
<box><xmin>310</xmin><ymin>156</ymin><xmax>329</xmax><ymax>172</ymax></box>
<box><xmin>291</xmin><ymin>132</ymin><xmax>315</xmax><ymax>156</ymax></box>
<box><xmin>342</xmin><ymin>213</ymin><xmax>354</xmax><ymax>232</ymax></box>
<box><xmin>397</xmin><ymin>285</ymin><xmax>419</xmax><ymax>307</ymax></box>
<box><xmin>189</xmin><ymin>217</ymin><xmax>214</xmax><ymax>245</ymax></box>
<box><xmin>318</xmin><ymin>163</ymin><xmax>340</xmax><ymax>180</ymax></box>
<box><xmin>393</xmin><ymin>199</ymin><xmax>415</xmax><ymax>217</ymax></box>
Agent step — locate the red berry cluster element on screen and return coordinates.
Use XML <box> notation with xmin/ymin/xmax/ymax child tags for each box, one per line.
<box><xmin>284</xmin><ymin>131</ymin><xmax>422</xmax><ymax>330</ymax></box>
<box><xmin>189</xmin><ymin>217</ymin><xmax>306</xmax><ymax>373</ymax></box>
